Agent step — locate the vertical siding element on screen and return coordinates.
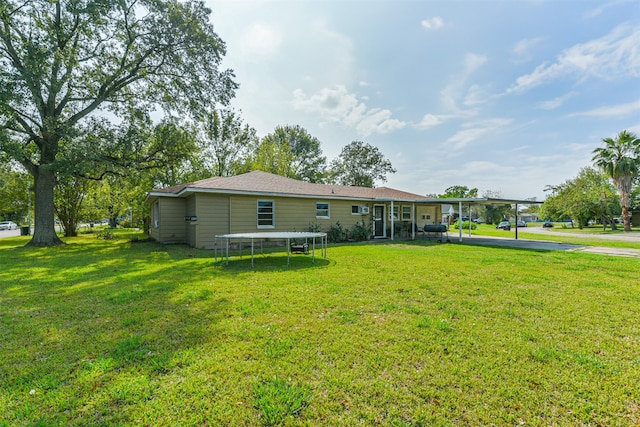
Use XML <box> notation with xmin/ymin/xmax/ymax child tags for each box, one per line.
<box><xmin>158</xmin><ymin>198</ymin><xmax>186</xmax><ymax>244</ymax></box>
<box><xmin>195</xmin><ymin>194</ymin><xmax>230</xmax><ymax>249</ymax></box>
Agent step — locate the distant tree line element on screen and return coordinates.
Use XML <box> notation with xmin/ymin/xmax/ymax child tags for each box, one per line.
<box><xmin>1</xmin><ymin>118</ymin><xmax>396</xmax><ymax>238</ymax></box>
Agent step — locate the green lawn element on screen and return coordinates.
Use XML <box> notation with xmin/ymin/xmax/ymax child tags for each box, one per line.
<box><xmin>1</xmin><ymin>232</ymin><xmax>639</xmax><ymax>425</ymax></box>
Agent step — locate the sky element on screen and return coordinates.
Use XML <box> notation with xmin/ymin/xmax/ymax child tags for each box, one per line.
<box><xmin>205</xmin><ymin>0</ymin><xmax>640</xmax><ymax>200</ymax></box>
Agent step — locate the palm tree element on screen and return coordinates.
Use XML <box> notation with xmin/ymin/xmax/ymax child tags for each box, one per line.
<box><xmin>592</xmin><ymin>130</ymin><xmax>640</xmax><ymax>232</ymax></box>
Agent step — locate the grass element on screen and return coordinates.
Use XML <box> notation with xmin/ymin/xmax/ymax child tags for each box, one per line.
<box><xmin>1</xmin><ymin>231</ymin><xmax>639</xmax><ymax>425</ymax></box>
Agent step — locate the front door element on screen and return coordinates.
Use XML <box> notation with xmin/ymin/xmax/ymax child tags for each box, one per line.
<box><xmin>373</xmin><ymin>205</ymin><xmax>386</xmax><ymax>238</ymax></box>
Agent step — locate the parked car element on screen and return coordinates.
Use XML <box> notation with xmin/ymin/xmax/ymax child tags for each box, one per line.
<box><xmin>516</xmin><ymin>220</ymin><xmax>527</xmax><ymax>227</ymax></box>
<box><xmin>0</xmin><ymin>221</ymin><xmax>18</xmax><ymax>230</ymax></box>
<box><xmin>542</xmin><ymin>221</ymin><xmax>554</xmax><ymax>228</ymax></box>
<box><xmin>496</xmin><ymin>221</ymin><xmax>511</xmax><ymax>230</ymax></box>
<box><xmin>473</xmin><ymin>218</ymin><xmax>484</xmax><ymax>224</ymax></box>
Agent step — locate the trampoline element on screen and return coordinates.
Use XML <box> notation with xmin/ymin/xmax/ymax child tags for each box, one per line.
<box><xmin>214</xmin><ymin>231</ymin><xmax>328</xmax><ymax>267</ymax></box>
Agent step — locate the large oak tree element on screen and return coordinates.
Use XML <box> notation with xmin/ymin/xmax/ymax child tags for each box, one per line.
<box><xmin>0</xmin><ymin>0</ymin><xmax>236</xmax><ymax>246</ymax></box>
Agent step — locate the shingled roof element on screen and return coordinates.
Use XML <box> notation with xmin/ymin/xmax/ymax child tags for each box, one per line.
<box><xmin>148</xmin><ymin>170</ymin><xmax>429</xmax><ymax>202</ymax></box>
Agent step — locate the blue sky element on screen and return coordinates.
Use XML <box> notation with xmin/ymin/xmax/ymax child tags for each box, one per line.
<box><xmin>206</xmin><ymin>0</ymin><xmax>640</xmax><ymax>200</ymax></box>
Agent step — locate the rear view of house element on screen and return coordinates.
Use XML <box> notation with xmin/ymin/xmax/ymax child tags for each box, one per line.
<box><xmin>145</xmin><ymin>171</ymin><xmax>441</xmax><ymax>249</ymax></box>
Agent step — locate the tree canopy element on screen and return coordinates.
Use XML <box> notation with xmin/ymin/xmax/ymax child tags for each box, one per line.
<box><xmin>439</xmin><ymin>185</ymin><xmax>478</xmax><ymax>198</ymax></box>
<box><xmin>240</xmin><ymin>125</ymin><xmax>326</xmax><ymax>182</ymax></box>
<box><xmin>328</xmin><ymin>140</ymin><xmax>396</xmax><ymax>187</ymax></box>
<box><xmin>0</xmin><ymin>0</ymin><xmax>237</xmax><ymax>246</ymax></box>
<box><xmin>540</xmin><ymin>167</ymin><xmax>619</xmax><ymax>229</ymax></box>
<box><xmin>201</xmin><ymin>108</ymin><xmax>256</xmax><ymax>177</ymax></box>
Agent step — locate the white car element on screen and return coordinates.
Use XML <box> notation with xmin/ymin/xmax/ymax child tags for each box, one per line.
<box><xmin>0</xmin><ymin>221</ymin><xmax>19</xmax><ymax>230</ymax></box>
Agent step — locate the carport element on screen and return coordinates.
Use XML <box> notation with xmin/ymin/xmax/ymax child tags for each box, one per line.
<box><xmin>413</xmin><ymin>197</ymin><xmax>543</xmax><ymax>243</ymax></box>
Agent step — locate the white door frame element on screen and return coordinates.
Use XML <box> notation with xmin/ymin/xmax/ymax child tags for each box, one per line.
<box><xmin>373</xmin><ymin>204</ymin><xmax>386</xmax><ymax>238</ymax></box>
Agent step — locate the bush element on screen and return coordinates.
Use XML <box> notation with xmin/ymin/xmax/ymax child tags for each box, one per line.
<box><xmin>453</xmin><ymin>220</ymin><xmax>477</xmax><ymax>230</ymax></box>
<box><xmin>349</xmin><ymin>221</ymin><xmax>371</xmax><ymax>241</ymax></box>
<box><xmin>327</xmin><ymin>222</ymin><xmax>347</xmax><ymax>243</ymax></box>
<box><xmin>307</xmin><ymin>222</ymin><xmax>321</xmax><ymax>233</ymax></box>
<box><xmin>96</xmin><ymin>229</ymin><xmax>116</xmax><ymax>240</ymax></box>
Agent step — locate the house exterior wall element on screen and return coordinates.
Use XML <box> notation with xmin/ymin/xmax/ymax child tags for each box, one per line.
<box><xmin>150</xmin><ymin>193</ymin><xmax>442</xmax><ymax>248</ymax></box>
<box><xmin>195</xmin><ymin>194</ymin><xmax>230</xmax><ymax>249</ymax></box>
<box><xmin>228</xmin><ymin>195</ymin><xmax>371</xmax><ymax>235</ymax></box>
<box><xmin>415</xmin><ymin>205</ymin><xmax>440</xmax><ymax>226</ymax></box>
<box><xmin>154</xmin><ymin>197</ymin><xmax>187</xmax><ymax>244</ymax></box>
<box><xmin>185</xmin><ymin>195</ymin><xmax>197</xmax><ymax>247</ymax></box>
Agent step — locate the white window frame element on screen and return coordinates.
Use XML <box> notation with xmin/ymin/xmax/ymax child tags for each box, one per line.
<box><xmin>390</xmin><ymin>205</ymin><xmax>399</xmax><ymax>221</ymax></box>
<box><xmin>401</xmin><ymin>206</ymin><xmax>412</xmax><ymax>221</ymax></box>
<box><xmin>152</xmin><ymin>201</ymin><xmax>160</xmax><ymax>228</ymax></box>
<box><xmin>316</xmin><ymin>202</ymin><xmax>330</xmax><ymax>219</ymax></box>
<box><xmin>257</xmin><ymin>200</ymin><xmax>275</xmax><ymax>228</ymax></box>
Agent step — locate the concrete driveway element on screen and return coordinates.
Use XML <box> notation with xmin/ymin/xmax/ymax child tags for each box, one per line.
<box><xmin>454</xmin><ymin>233</ymin><xmax>640</xmax><ymax>258</ymax></box>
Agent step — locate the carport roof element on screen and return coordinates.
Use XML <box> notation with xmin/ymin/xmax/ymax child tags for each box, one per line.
<box><xmin>420</xmin><ymin>197</ymin><xmax>543</xmax><ymax>205</ymax></box>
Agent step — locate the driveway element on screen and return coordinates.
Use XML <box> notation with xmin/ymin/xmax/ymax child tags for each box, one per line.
<box><xmin>522</xmin><ymin>226</ymin><xmax>640</xmax><ymax>242</ymax></box>
<box><xmin>0</xmin><ymin>228</ymin><xmax>22</xmax><ymax>238</ymax></box>
<box><xmin>454</xmin><ymin>232</ymin><xmax>640</xmax><ymax>258</ymax></box>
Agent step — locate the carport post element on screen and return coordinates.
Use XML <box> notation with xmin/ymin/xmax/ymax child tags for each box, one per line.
<box><xmin>458</xmin><ymin>201</ymin><xmax>463</xmax><ymax>242</ymax></box>
<box><xmin>390</xmin><ymin>200</ymin><xmax>395</xmax><ymax>240</ymax></box>
<box><xmin>515</xmin><ymin>203</ymin><xmax>519</xmax><ymax>240</ymax></box>
<box><xmin>412</xmin><ymin>203</ymin><xmax>416</xmax><ymax>240</ymax></box>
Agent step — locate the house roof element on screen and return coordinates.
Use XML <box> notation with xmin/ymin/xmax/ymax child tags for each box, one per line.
<box><xmin>146</xmin><ymin>170</ymin><xmax>431</xmax><ymax>202</ymax></box>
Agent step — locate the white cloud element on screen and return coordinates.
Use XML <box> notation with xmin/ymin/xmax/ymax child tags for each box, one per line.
<box><xmin>463</xmin><ymin>84</ymin><xmax>490</xmax><ymax>107</ymax></box>
<box><xmin>414</xmin><ymin>114</ymin><xmax>445</xmax><ymax>130</ymax></box>
<box><xmin>292</xmin><ymin>86</ymin><xmax>406</xmax><ymax>136</ymax></box>
<box><xmin>446</xmin><ymin>118</ymin><xmax>513</xmax><ymax>150</ymax></box>
<box><xmin>464</xmin><ymin>53</ymin><xmax>488</xmax><ymax>72</ymax></box>
<box><xmin>421</xmin><ymin>16</ymin><xmax>444</xmax><ymax>30</ymax></box>
<box><xmin>440</xmin><ymin>53</ymin><xmax>488</xmax><ymax>113</ymax></box>
<box><xmin>508</xmin><ymin>24</ymin><xmax>640</xmax><ymax>94</ymax></box>
<box><xmin>512</xmin><ymin>37</ymin><xmax>543</xmax><ymax>63</ymax></box>
<box><xmin>536</xmin><ymin>92</ymin><xmax>578</xmax><ymax>110</ymax></box>
<box><xmin>567</xmin><ymin>99</ymin><xmax>640</xmax><ymax>117</ymax></box>
<box><xmin>583</xmin><ymin>0</ymin><xmax>630</xmax><ymax>19</ymax></box>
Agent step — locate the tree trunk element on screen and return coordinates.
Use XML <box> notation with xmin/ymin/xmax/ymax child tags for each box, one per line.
<box><xmin>26</xmin><ymin>166</ymin><xmax>64</xmax><ymax>247</ymax></box>
<box><xmin>622</xmin><ymin>204</ymin><xmax>631</xmax><ymax>232</ymax></box>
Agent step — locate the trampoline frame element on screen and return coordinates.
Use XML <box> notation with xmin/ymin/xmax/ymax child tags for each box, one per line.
<box><xmin>214</xmin><ymin>231</ymin><xmax>328</xmax><ymax>267</ymax></box>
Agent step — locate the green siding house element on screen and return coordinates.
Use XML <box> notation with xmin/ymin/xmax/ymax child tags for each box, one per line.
<box><xmin>145</xmin><ymin>171</ymin><xmax>441</xmax><ymax>249</ymax></box>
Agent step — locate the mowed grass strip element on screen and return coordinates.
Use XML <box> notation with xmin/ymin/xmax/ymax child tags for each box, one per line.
<box><xmin>1</xmin><ymin>233</ymin><xmax>639</xmax><ymax>426</ymax></box>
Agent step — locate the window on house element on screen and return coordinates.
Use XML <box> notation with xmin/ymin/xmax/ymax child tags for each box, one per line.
<box><xmin>316</xmin><ymin>202</ymin><xmax>330</xmax><ymax>219</ymax></box>
<box><xmin>402</xmin><ymin>206</ymin><xmax>412</xmax><ymax>221</ymax></box>
<box><xmin>152</xmin><ymin>202</ymin><xmax>160</xmax><ymax>228</ymax></box>
<box><xmin>351</xmin><ymin>205</ymin><xmax>359</xmax><ymax>214</ymax></box>
<box><xmin>257</xmin><ymin>200</ymin><xmax>274</xmax><ymax>228</ymax></box>
<box><xmin>390</xmin><ymin>206</ymin><xmax>399</xmax><ymax>221</ymax></box>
